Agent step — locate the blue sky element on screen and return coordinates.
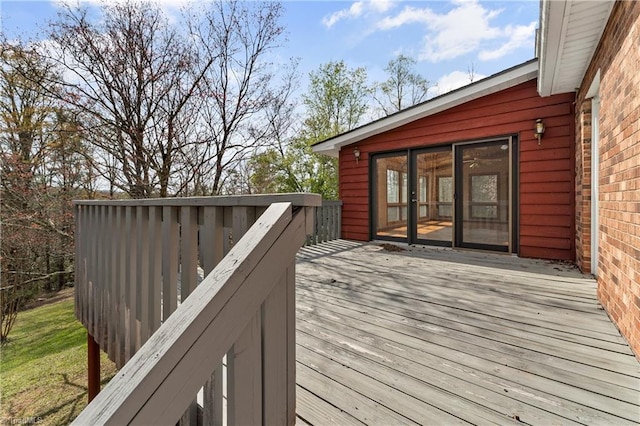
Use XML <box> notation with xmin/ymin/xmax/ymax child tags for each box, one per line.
<box><xmin>1</xmin><ymin>0</ymin><xmax>539</xmax><ymax>95</ymax></box>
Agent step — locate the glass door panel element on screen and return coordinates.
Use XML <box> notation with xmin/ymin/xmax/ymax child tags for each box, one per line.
<box><xmin>414</xmin><ymin>150</ymin><xmax>453</xmax><ymax>244</ymax></box>
<box><xmin>374</xmin><ymin>155</ymin><xmax>408</xmax><ymax>239</ymax></box>
<box><xmin>456</xmin><ymin>141</ymin><xmax>510</xmax><ymax>251</ymax></box>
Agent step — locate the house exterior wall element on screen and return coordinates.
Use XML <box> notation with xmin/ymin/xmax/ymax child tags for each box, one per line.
<box><xmin>576</xmin><ymin>0</ymin><xmax>640</xmax><ymax>357</ymax></box>
<box><xmin>338</xmin><ymin>79</ymin><xmax>576</xmax><ymax>260</ymax></box>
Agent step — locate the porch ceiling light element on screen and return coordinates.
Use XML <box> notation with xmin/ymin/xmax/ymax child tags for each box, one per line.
<box><xmin>353</xmin><ymin>147</ymin><xmax>361</xmax><ymax>164</ymax></box>
<box><xmin>535</xmin><ymin>118</ymin><xmax>545</xmax><ymax>145</ymax></box>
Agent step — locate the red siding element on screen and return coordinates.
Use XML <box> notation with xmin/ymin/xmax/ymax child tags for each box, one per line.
<box><xmin>338</xmin><ymin>79</ymin><xmax>576</xmax><ymax>261</ymax></box>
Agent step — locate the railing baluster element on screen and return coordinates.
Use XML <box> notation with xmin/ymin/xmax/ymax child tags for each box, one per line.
<box><xmin>137</xmin><ymin>206</ymin><xmax>149</xmax><ymax>348</ymax></box>
<box><xmin>148</xmin><ymin>206</ymin><xmax>162</xmax><ymax>335</ymax></box>
<box><xmin>162</xmin><ymin>206</ymin><xmax>178</xmax><ymax>321</ymax></box>
<box><xmin>285</xmin><ymin>260</ymin><xmax>297</xmax><ymax>425</ymax></box>
<box><xmin>102</xmin><ymin>205</ymin><xmax>113</xmax><ymax>360</ymax></box>
<box><xmin>179</xmin><ymin>206</ymin><xmax>200</xmax><ymax>426</ymax></box>
<box><xmin>116</xmin><ymin>206</ymin><xmax>126</xmax><ymax>368</ymax></box>
<box><xmin>90</xmin><ymin>205</ymin><xmax>96</xmax><ymax>335</ymax></box>
<box><xmin>180</xmin><ymin>206</ymin><xmax>199</xmax><ymax>301</ymax></box>
<box><xmin>228</xmin><ymin>312</ymin><xmax>262</xmax><ymax>426</ymax></box>
<box><xmin>125</xmin><ymin>206</ymin><xmax>137</xmax><ymax>361</ymax></box>
<box><xmin>262</xmin><ymin>267</ymin><xmax>288</xmax><ymax>425</ymax></box>
<box><xmin>202</xmin><ymin>206</ymin><xmax>225</xmax><ymax>426</ymax></box>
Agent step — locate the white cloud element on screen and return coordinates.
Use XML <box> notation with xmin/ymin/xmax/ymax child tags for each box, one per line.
<box><xmin>479</xmin><ymin>21</ymin><xmax>537</xmax><ymax>61</ymax></box>
<box><xmin>436</xmin><ymin>70</ymin><xmax>487</xmax><ymax>94</ymax></box>
<box><xmin>376</xmin><ymin>6</ymin><xmax>435</xmax><ymax>30</ymax></box>
<box><xmin>374</xmin><ymin>0</ymin><xmax>533</xmax><ymax>63</ymax></box>
<box><xmin>322</xmin><ymin>0</ymin><xmax>396</xmax><ymax>29</ymax></box>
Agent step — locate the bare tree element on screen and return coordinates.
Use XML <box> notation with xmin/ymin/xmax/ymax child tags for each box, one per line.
<box><xmin>44</xmin><ymin>0</ymin><xmax>289</xmax><ymax>198</ymax></box>
<box><xmin>374</xmin><ymin>54</ymin><xmax>431</xmax><ymax>116</ymax></box>
<box><xmin>45</xmin><ymin>1</ymin><xmax>214</xmax><ymax>197</ymax></box>
<box><xmin>181</xmin><ymin>0</ymin><xmax>289</xmax><ymax>196</ymax></box>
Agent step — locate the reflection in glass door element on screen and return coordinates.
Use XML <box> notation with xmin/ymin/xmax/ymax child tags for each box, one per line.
<box><xmin>456</xmin><ymin>141</ymin><xmax>510</xmax><ymax>251</ymax></box>
<box><xmin>374</xmin><ymin>154</ymin><xmax>408</xmax><ymax>239</ymax></box>
<box><xmin>413</xmin><ymin>149</ymin><xmax>453</xmax><ymax>245</ymax></box>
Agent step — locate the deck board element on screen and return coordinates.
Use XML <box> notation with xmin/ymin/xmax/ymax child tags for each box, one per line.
<box><xmin>295</xmin><ymin>240</ymin><xmax>640</xmax><ymax>425</ymax></box>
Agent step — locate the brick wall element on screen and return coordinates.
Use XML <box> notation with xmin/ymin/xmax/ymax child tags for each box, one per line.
<box><xmin>575</xmin><ymin>103</ymin><xmax>592</xmax><ymax>273</ymax></box>
<box><xmin>576</xmin><ymin>1</ymin><xmax>640</xmax><ymax>357</ymax></box>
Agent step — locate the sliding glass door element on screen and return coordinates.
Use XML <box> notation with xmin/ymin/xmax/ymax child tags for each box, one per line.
<box><xmin>372</xmin><ymin>138</ymin><xmax>515</xmax><ymax>252</ymax></box>
<box><xmin>413</xmin><ymin>149</ymin><xmax>453</xmax><ymax>245</ymax></box>
<box><xmin>455</xmin><ymin>140</ymin><xmax>511</xmax><ymax>251</ymax></box>
<box><xmin>374</xmin><ymin>154</ymin><xmax>408</xmax><ymax>240</ymax></box>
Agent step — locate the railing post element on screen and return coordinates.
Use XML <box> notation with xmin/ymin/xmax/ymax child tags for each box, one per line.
<box><xmin>88</xmin><ymin>332</ymin><xmax>100</xmax><ymax>402</ymax></box>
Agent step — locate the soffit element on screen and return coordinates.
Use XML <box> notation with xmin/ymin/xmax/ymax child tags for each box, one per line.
<box><xmin>538</xmin><ymin>0</ymin><xmax>614</xmax><ymax>96</ymax></box>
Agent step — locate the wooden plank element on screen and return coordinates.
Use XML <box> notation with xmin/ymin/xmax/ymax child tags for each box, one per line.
<box><xmin>201</xmin><ymin>206</ymin><xmax>224</xmax><ymax>426</ymax></box>
<box><xmin>95</xmin><ymin>205</ymin><xmax>105</xmax><ymax>350</ymax></box>
<box><xmin>116</xmin><ymin>206</ymin><xmax>127</xmax><ymax>368</ymax></box>
<box><xmin>125</xmin><ymin>206</ymin><xmax>137</xmax><ymax>361</ymax></box>
<box><xmin>297</xmin><ymin>363</ymin><xmax>418</xmax><ymax>425</ymax></box>
<box><xmin>297</xmin><ymin>327</ymin><xmax>573</xmax><ymax>425</ymax></box>
<box><xmin>228</xmin><ymin>312</ymin><xmax>262</xmax><ymax>426</ymax></box>
<box><xmin>296</xmin><ymin>279</ymin><xmax>630</xmax><ymax>359</ymax></box>
<box><xmin>297</xmin><ymin>278</ymin><xmax>636</xmax><ymax>367</ymax></box>
<box><xmin>136</xmin><ymin>206</ymin><xmax>149</xmax><ymax>350</ymax></box>
<box><xmin>73</xmin><ymin>205</ymin><xmax>81</xmax><ymax>324</ymax></box>
<box><xmin>263</xmin><ymin>272</ymin><xmax>288</xmax><ymax>425</ymax></box>
<box><xmin>295</xmin><ymin>292</ymin><xmax>640</xmax><ymax>413</ymax></box>
<box><xmin>180</xmin><ymin>206</ymin><xmax>198</xmax><ymax>302</ymax></box>
<box><xmin>89</xmin><ymin>205</ymin><xmax>98</xmax><ymax>341</ymax></box>
<box><xmin>105</xmin><ymin>205</ymin><xmax>115</xmax><ymax>360</ymax></box>
<box><xmin>179</xmin><ymin>206</ymin><xmax>199</xmax><ymax>426</ymax></box>
<box><xmin>297</xmin><ymin>345</ymin><xmax>468</xmax><ymax>425</ymax></box>
<box><xmin>76</xmin><ymin>193</ymin><xmax>322</xmax><ymax>208</ymax></box>
<box><xmin>162</xmin><ymin>206</ymin><xmax>178</xmax><ymax>321</ymax></box>
<box><xmin>285</xmin><ymin>263</ymin><xmax>296</xmax><ymax>426</ymax></box>
<box><xmin>296</xmin><ymin>385</ymin><xmax>365</xmax><ymax>426</ymax></box>
<box><xmin>231</xmin><ymin>205</ymin><xmax>255</xmax><ymax>246</ymax></box>
<box><xmin>295</xmin><ymin>413</ymin><xmax>312</xmax><ymax>426</ymax></box>
<box><xmin>148</xmin><ymin>206</ymin><xmax>162</xmax><ymax>335</ymax></box>
<box><xmin>296</xmin><ymin>308</ymin><xmax>638</xmax><ymax>424</ymax></box>
<box><xmin>296</xmin><ymin>264</ymin><xmax>612</xmax><ymax>329</ymax></box>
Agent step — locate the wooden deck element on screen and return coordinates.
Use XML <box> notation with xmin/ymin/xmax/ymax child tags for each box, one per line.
<box><xmin>294</xmin><ymin>240</ymin><xmax>640</xmax><ymax>425</ymax></box>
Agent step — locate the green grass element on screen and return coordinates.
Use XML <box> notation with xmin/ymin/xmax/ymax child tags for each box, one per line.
<box><xmin>0</xmin><ymin>297</ymin><xmax>116</xmax><ymax>425</ymax></box>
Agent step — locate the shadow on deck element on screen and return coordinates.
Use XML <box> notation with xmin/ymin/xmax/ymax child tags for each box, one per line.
<box><xmin>295</xmin><ymin>240</ymin><xmax>640</xmax><ymax>425</ymax></box>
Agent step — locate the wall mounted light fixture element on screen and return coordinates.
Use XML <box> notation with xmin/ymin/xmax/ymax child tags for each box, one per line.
<box><xmin>353</xmin><ymin>147</ymin><xmax>361</xmax><ymax>164</ymax></box>
<box><xmin>534</xmin><ymin>118</ymin><xmax>545</xmax><ymax>145</ymax></box>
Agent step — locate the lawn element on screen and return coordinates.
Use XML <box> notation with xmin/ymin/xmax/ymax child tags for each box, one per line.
<box><xmin>0</xmin><ymin>295</ymin><xmax>117</xmax><ymax>425</ymax></box>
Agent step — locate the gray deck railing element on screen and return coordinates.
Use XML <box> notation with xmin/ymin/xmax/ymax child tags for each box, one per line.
<box><xmin>73</xmin><ymin>194</ymin><xmax>320</xmax><ymax>425</ymax></box>
<box><xmin>306</xmin><ymin>200</ymin><xmax>342</xmax><ymax>245</ymax></box>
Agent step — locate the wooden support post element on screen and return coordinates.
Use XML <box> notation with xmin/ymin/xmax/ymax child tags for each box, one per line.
<box><xmin>88</xmin><ymin>332</ymin><xmax>100</xmax><ymax>403</ymax></box>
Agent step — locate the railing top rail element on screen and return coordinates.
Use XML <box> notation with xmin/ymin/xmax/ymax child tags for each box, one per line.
<box><xmin>321</xmin><ymin>200</ymin><xmax>343</xmax><ymax>206</ymax></box>
<box><xmin>73</xmin><ymin>192</ymin><xmax>322</xmax><ymax>207</ymax></box>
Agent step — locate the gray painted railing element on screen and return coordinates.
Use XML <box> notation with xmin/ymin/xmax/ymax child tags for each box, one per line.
<box><xmin>306</xmin><ymin>200</ymin><xmax>342</xmax><ymax>245</ymax></box>
<box><xmin>73</xmin><ymin>194</ymin><xmax>320</xmax><ymax>425</ymax></box>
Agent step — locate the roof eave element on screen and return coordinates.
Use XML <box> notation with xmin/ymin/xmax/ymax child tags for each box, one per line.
<box><xmin>313</xmin><ymin>60</ymin><xmax>538</xmax><ymax>157</ymax></box>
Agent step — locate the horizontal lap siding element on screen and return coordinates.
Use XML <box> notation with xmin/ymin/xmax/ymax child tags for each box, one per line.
<box><xmin>339</xmin><ymin>79</ymin><xmax>575</xmax><ymax>260</ymax></box>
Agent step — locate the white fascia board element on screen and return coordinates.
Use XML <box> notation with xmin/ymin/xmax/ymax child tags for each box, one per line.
<box><xmin>313</xmin><ymin>60</ymin><xmax>538</xmax><ymax>157</ymax></box>
<box><xmin>538</xmin><ymin>0</ymin><xmax>569</xmax><ymax>97</ymax></box>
